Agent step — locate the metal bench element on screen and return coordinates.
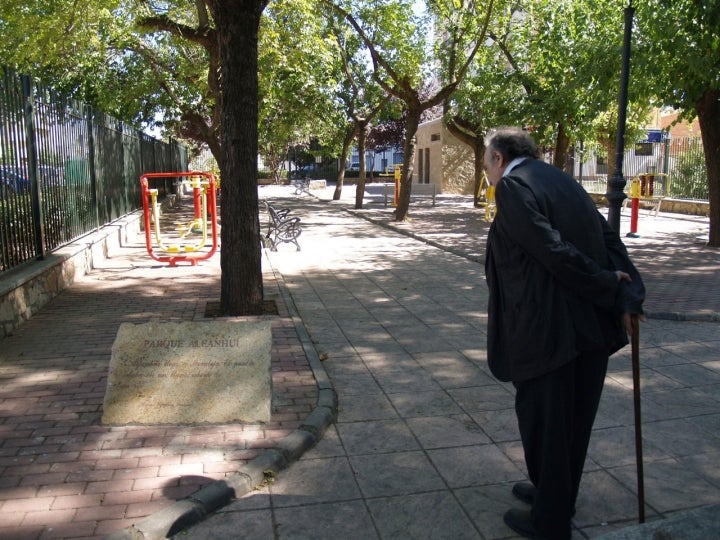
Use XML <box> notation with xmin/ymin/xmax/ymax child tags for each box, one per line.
<box><xmin>262</xmin><ymin>201</ymin><xmax>301</xmax><ymax>251</ymax></box>
<box><xmin>293</xmin><ymin>177</ymin><xmax>311</xmax><ymax>195</ymax></box>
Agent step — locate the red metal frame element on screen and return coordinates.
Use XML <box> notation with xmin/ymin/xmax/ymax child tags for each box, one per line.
<box><xmin>140</xmin><ymin>171</ymin><xmax>218</xmax><ymax>266</ymax></box>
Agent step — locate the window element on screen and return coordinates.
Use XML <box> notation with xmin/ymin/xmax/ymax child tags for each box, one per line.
<box><xmin>635</xmin><ymin>143</ymin><xmax>653</xmax><ymax>156</ymax></box>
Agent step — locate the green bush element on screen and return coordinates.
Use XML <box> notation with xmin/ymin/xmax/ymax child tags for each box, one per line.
<box><xmin>670</xmin><ymin>139</ymin><xmax>708</xmax><ymax>200</ymax></box>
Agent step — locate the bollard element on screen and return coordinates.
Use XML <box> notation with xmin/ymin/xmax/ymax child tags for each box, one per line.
<box><xmin>627</xmin><ymin>177</ymin><xmax>640</xmax><ymax>238</ymax></box>
<box><xmin>191</xmin><ymin>176</ymin><xmax>204</xmax><ymax>222</ymax></box>
<box><xmin>393</xmin><ymin>167</ymin><xmax>401</xmax><ymax>207</ymax></box>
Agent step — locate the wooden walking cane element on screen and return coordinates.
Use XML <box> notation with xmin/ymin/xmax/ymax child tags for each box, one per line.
<box><xmin>631</xmin><ymin>314</ymin><xmax>645</xmax><ymax>523</ymax></box>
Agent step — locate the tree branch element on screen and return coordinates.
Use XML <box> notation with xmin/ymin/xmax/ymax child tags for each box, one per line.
<box><xmin>136</xmin><ymin>14</ymin><xmax>216</xmax><ymax>49</ymax></box>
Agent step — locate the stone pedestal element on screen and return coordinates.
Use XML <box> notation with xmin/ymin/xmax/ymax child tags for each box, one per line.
<box><xmin>102</xmin><ymin>321</ymin><xmax>272</xmax><ymax>425</ymax></box>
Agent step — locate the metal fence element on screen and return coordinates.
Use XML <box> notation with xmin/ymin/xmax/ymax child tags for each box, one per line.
<box><xmin>1</xmin><ymin>68</ymin><xmax>187</xmax><ymax>273</ymax></box>
<box><xmin>573</xmin><ymin>135</ymin><xmax>708</xmax><ymax>200</ymax></box>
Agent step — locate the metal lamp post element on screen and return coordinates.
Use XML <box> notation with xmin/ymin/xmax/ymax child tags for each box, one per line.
<box><xmin>606</xmin><ymin>0</ymin><xmax>635</xmax><ymax>233</ymax></box>
<box><xmin>606</xmin><ymin>1</ymin><xmax>646</xmax><ymax>525</ymax></box>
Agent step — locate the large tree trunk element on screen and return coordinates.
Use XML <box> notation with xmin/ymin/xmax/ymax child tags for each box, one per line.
<box><xmin>334</xmin><ymin>126</ymin><xmax>354</xmax><ymax>201</ymax></box>
<box><xmin>603</xmin><ymin>139</ymin><xmax>617</xmax><ymax>189</ymax></box>
<box><xmin>696</xmin><ymin>88</ymin><xmax>720</xmax><ymax>247</ymax></box>
<box><xmin>394</xmin><ymin>109</ymin><xmax>420</xmax><ymax>221</ymax></box>
<box><xmin>553</xmin><ymin>123</ymin><xmax>571</xmax><ymax>172</ymax></box>
<box><xmin>354</xmin><ymin>121</ymin><xmax>369</xmax><ymax>209</ymax></box>
<box><xmin>211</xmin><ymin>0</ymin><xmax>267</xmax><ymax>315</ymax></box>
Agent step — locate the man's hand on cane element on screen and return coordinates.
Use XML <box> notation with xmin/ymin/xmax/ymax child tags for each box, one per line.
<box><xmin>615</xmin><ymin>271</ymin><xmax>646</xmax><ymax>336</ymax></box>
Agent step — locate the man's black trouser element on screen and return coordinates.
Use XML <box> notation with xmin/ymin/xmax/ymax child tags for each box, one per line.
<box><xmin>514</xmin><ymin>350</ymin><xmax>609</xmax><ymax>539</ymax></box>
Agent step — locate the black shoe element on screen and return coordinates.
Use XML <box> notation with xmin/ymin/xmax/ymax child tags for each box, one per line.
<box><xmin>511</xmin><ymin>482</ymin><xmax>577</xmax><ymax>517</ymax></box>
<box><xmin>512</xmin><ymin>482</ymin><xmax>536</xmax><ymax>505</ymax></box>
<box><xmin>503</xmin><ymin>509</ymin><xmax>549</xmax><ymax>539</ymax></box>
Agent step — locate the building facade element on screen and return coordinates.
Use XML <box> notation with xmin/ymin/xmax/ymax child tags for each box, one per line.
<box><xmin>414</xmin><ymin>118</ymin><xmax>475</xmax><ymax>195</ymax></box>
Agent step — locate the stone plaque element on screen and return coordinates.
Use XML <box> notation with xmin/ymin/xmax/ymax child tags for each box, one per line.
<box><xmin>102</xmin><ymin>321</ymin><xmax>272</xmax><ymax>425</ymax></box>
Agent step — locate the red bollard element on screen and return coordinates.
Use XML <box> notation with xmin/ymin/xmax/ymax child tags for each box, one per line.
<box><xmin>193</xmin><ymin>178</ymin><xmax>203</xmax><ymax>220</ymax></box>
<box><xmin>630</xmin><ymin>197</ymin><xmax>639</xmax><ymax>234</ymax></box>
<box><xmin>627</xmin><ymin>177</ymin><xmax>641</xmax><ymax>237</ymax></box>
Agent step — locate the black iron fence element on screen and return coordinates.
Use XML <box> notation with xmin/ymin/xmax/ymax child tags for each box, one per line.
<box><xmin>1</xmin><ymin>68</ymin><xmax>187</xmax><ymax>273</ymax></box>
<box><xmin>574</xmin><ymin>135</ymin><xmax>709</xmax><ymax>200</ymax></box>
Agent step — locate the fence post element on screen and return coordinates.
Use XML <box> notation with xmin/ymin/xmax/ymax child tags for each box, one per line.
<box><xmin>86</xmin><ymin>106</ymin><xmax>100</xmax><ymax>230</ymax></box>
<box><xmin>21</xmin><ymin>75</ymin><xmax>45</xmax><ymax>260</ymax></box>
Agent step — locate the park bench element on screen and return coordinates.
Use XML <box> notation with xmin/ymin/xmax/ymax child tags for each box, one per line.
<box><xmin>383</xmin><ymin>182</ymin><xmax>437</xmax><ymax>207</ymax></box>
<box><xmin>293</xmin><ymin>177</ymin><xmax>311</xmax><ymax>195</ymax></box>
<box><xmin>262</xmin><ymin>201</ymin><xmax>302</xmax><ymax>251</ymax></box>
<box><xmin>292</xmin><ymin>177</ymin><xmax>327</xmax><ymax>195</ymax></box>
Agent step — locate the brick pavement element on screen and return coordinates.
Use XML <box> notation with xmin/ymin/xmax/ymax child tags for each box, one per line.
<box><xmin>1</xmin><ymin>184</ymin><xmax>718</xmax><ymax>539</ymax></box>
<box><xmin>0</xmin><ymin>198</ymin><xmax>318</xmax><ymax>540</ymax></box>
<box><xmin>178</xmin><ymin>186</ymin><xmax>720</xmax><ymax>540</ymax></box>
<box><xmin>340</xmin><ymin>187</ymin><xmax>719</xmax><ymax>321</ymax></box>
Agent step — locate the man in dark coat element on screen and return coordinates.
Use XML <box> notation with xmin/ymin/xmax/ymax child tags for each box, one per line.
<box><xmin>483</xmin><ymin>127</ymin><xmax>645</xmax><ymax>539</ymax></box>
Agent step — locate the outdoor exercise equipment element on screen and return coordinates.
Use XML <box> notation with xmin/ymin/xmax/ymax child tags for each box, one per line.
<box><xmin>476</xmin><ymin>173</ymin><xmax>496</xmax><ymax>221</ymax></box>
<box><xmin>140</xmin><ymin>171</ymin><xmax>218</xmax><ymax>266</ymax></box>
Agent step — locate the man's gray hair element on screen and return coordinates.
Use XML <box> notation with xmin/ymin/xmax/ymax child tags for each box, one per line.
<box><xmin>485</xmin><ymin>127</ymin><xmax>540</xmax><ymax>161</ymax></box>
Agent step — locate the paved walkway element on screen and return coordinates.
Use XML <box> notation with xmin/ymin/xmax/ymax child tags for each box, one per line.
<box><xmin>1</xmin><ymin>183</ymin><xmax>719</xmax><ymax>539</ymax></box>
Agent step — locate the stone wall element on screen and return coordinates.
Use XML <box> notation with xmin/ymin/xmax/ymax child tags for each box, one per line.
<box><xmin>0</xmin><ymin>213</ymin><xmax>144</xmax><ymax>339</ymax></box>
<box><xmin>0</xmin><ymin>191</ymin><xmax>186</xmax><ymax>341</ymax></box>
<box><xmin>588</xmin><ymin>193</ymin><xmax>710</xmax><ymax>216</ymax></box>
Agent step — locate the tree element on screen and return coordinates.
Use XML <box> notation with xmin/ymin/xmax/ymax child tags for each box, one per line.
<box><xmin>490</xmin><ymin>1</ymin><xmax>654</xmax><ymax>169</ymax></box>
<box><xmin>634</xmin><ymin>0</ymin><xmax>720</xmax><ymax>246</ymax></box>
<box><xmin>1</xmin><ymin>0</ymin><xmax>294</xmax><ymax>314</ymax></box>
<box><xmin>328</xmin><ymin>0</ymin><xmax>495</xmax><ymax>221</ymax></box>
<box><xmin>441</xmin><ymin>2</ymin><xmax>525</xmax><ymax>206</ymax></box>
<box><xmin>258</xmin><ymin>0</ymin><xmax>346</xmax><ymax>184</ymax></box>
<box><xmin>325</xmin><ymin>13</ymin><xmax>390</xmax><ymax>206</ymax></box>
<box><xmin>0</xmin><ymin>0</ymin><xmax>129</xmax><ymax>110</ymax></box>
<box><xmin>206</xmin><ymin>0</ymin><xmax>268</xmax><ymax>315</ymax></box>
<box><xmin>367</xmin><ymin>113</ymin><xmax>406</xmax><ymax>165</ymax></box>
<box><xmin>133</xmin><ymin>1</ymin><xmax>224</xmax><ymax>158</ymax></box>
<box><xmin>443</xmin><ymin>0</ymin><xmax>656</xmax><ymax>203</ymax></box>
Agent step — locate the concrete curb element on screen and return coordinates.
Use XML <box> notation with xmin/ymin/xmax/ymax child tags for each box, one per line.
<box><xmin>595</xmin><ymin>504</ymin><xmax>720</xmax><ymax>539</ymax></box>
<box><xmin>104</xmin><ymin>252</ymin><xmax>338</xmax><ymax>540</ymax></box>
<box><xmin>644</xmin><ymin>310</ymin><xmax>720</xmax><ymax>323</ymax></box>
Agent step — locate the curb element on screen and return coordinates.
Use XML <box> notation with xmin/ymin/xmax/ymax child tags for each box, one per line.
<box><xmin>595</xmin><ymin>503</ymin><xmax>720</xmax><ymax>539</ymax></box>
<box><xmin>104</xmin><ymin>253</ymin><xmax>338</xmax><ymax>540</ymax></box>
<box><xmin>644</xmin><ymin>310</ymin><xmax>720</xmax><ymax>323</ymax></box>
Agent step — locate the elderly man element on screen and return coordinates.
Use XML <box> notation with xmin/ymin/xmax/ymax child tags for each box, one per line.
<box><xmin>483</xmin><ymin>127</ymin><xmax>645</xmax><ymax>539</ymax></box>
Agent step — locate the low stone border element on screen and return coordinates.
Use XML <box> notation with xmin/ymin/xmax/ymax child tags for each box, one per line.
<box><xmin>104</xmin><ymin>253</ymin><xmax>338</xmax><ymax>540</ymax></box>
<box><xmin>0</xmin><ymin>197</ymin><xmax>185</xmax><ymax>339</ymax></box>
<box><xmin>0</xmin><ymin>214</ymin><xmax>139</xmax><ymax>339</ymax></box>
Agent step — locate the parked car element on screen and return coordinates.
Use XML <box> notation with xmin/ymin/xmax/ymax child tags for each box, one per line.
<box><xmin>0</xmin><ymin>166</ymin><xmax>30</xmax><ymax>195</ymax></box>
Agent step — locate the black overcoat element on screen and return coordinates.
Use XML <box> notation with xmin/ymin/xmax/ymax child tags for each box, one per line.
<box><xmin>485</xmin><ymin>159</ymin><xmax>645</xmax><ymax>383</ymax></box>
